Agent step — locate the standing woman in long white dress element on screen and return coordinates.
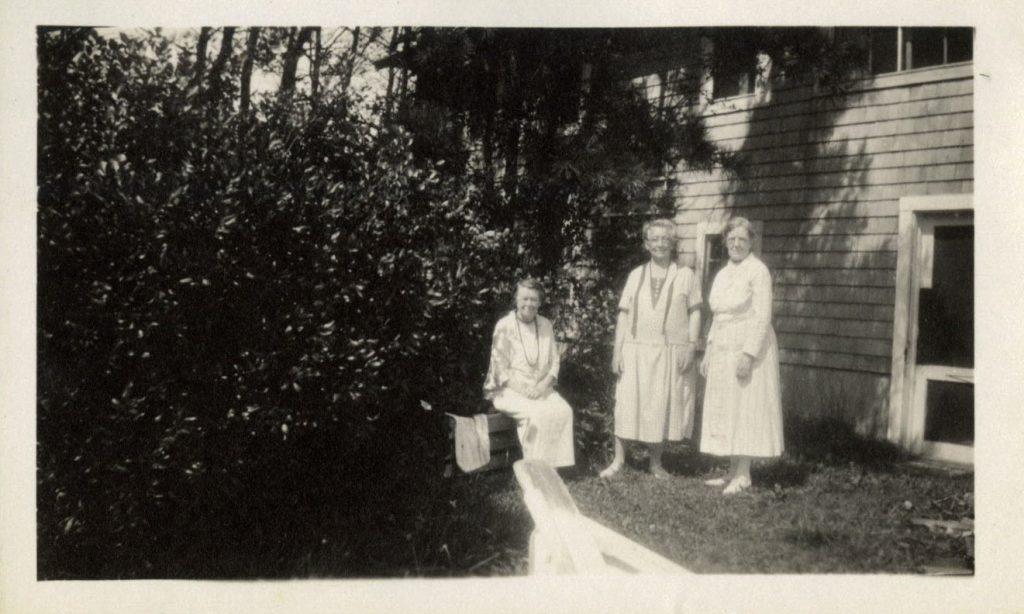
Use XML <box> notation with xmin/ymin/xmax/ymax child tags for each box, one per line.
<box><xmin>483</xmin><ymin>279</ymin><xmax>575</xmax><ymax>468</ymax></box>
<box><xmin>700</xmin><ymin>217</ymin><xmax>784</xmax><ymax>495</ymax></box>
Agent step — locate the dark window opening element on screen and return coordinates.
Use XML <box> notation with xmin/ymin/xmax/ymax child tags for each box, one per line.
<box><xmin>869</xmin><ymin>28</ymin><xmax>899</xmax><ymax>74</ymax></box>
<box><xmin>946</xmin><ymin>27</ymin><xmax>974</xmax><ymax>63</ymax></box>
<box><xmin>904</xmin><ymin>27</ymin><xmax>946</xmax><ymax>70</ymax></box>
<box><xmin>915</xmin><ymin>224</ymin><xmax>974</xmax><ymax>368</ymax></box>
<box><xmin>866</xmin><ymin>26</ymin><xmax>973</xmax><ymax>74</ymax></box>
<box><xmin>924</xmin><ymin>381</ymin><xmax>974</xmax><ymax>446</ymax></box>
<box><xmin>699</xmin><ymin>233</ymin><xmax>728</xmax><ymax>341</ymax></box>
<box><xmin>712</xmin><ymin>36</ymin><xmax>757</xmax><ymax>99</ymax></box>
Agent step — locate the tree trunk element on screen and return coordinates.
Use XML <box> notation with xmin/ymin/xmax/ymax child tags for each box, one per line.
<box><xmin>481</xmin><ymin>57</ymin><xmax>498</xmax><ymax>198</ymax></box>
<box><xmin>310</xmin><ymin>27</ymin><xmax>322</xmax><ymax>106</ymax></box>
<box><xmin>207</xmin><ymin>27</ymin><xmax>235</xmax><ymax>111</ymax></box>
<box><xmin>240</xmin><ymin>27</ymin><xmax>261</xmax><ymax>116</ymax></box>
<box><xmin>209</xmin><ymin>27</ymin><xmax>235</xmax><ymax>85</ymax></box>
<box><xmin>339</xmin><ymin>26</ymin><xmax>361</xmax><ymax>97</ymax></box>
<box><xmin>397</xmin><ymin>27</ymin><xmax>411</xmax><ymax>107</ymax></box>
<box><xmin>190</xmin><ymin>27</ymin><xmax>213</xmax><ymax>90</ymax></box>
<box><xmin>501</xmin><ymin>48</ymin><xmax>522</xmax><ymax>207</ymax></box>
<box><xmin>383</xmin><ymin>28</ymin><xmax>400</xmax><ymax>123</ymax></box>
<box><xmin>279</xmin><ymin>27</ymin><xmax>315</xmax><ymax>99</ymax></box>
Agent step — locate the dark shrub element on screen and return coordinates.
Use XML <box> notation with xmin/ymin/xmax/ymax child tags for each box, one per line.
<box><xmin>37</xmin><ymin>29</ymin><xmax>518</xmax><ymax>578</ymax></box>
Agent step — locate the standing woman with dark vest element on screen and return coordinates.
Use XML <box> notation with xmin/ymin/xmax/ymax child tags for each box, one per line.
<box><xmin>600</xmin><ymin>219</ymin><xmax>702</xmax><ymax>479</ymax></box>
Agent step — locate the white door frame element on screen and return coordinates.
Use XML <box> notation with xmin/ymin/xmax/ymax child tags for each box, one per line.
<box><xmin>888</xmin><ymin>193</ymin><xmax>973</xmax><ymax>461</ymax></box>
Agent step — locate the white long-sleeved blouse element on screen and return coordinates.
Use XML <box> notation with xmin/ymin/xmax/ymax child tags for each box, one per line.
<box><xmin>707</xmin><ymin>254</ymin><xmax>774</xmax><ymax>358</ymax></box>
<box><xmin>483</xmin><ymin>311</ymin><xmax>560</xmax><ymax>400</ymax></box>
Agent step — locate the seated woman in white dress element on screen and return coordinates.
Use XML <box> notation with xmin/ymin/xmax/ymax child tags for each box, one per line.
<box><xmin>483</xmin><ymin>279</ymin><xmax>575</xmax><ymax>468</ymax></box>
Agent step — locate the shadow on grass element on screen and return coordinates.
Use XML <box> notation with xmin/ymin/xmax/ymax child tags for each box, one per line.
<box><xmin>661</xmin><ymin>446</ymin><xmax>717</xmax><ymax>477</ymax></box>
<box><xmin>784</xmin><ymin>416</ymin><xmax>908</xmax><ymax>470</ymax></box>
<box><xmin>38</xmin><ymin>412</ymin><xmax>535</xmax><ymax>580</ymax></box>
<box><xmin>754</xmin><ymin>459</ymin><xmax>812</xmax><ymax>488</ymax></box>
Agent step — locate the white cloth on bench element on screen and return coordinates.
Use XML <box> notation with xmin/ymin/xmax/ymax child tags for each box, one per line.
<box><xmin>447</xmin><ymin>413</ymin><xmax>492</xmax><ymax>473</ymax></box>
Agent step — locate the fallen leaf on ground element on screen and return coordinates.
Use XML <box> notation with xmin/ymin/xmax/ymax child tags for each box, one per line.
<box><xmin>909</xmin><ymin>518</ymin><xmax>974</xmax><ymax>536</ymax></box>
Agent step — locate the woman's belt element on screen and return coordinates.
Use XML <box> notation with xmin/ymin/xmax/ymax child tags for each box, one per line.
<box><xmin>624</xmin><ymin>338</ymin><xmax>694</xmax><ymax>347</ymax></box>
<box><xmin>712</xmin><ymin>311</ymin><xmax>755</xmax><ymax>325</ymax></box>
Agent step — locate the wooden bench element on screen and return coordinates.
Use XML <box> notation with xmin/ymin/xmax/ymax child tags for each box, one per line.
<box><xmin>445</xmin><ymin>341</ymin><xmax>572</xmax><ymax>476</ymax></box>
<box><xmin>513</xmin><ymin>459</ymin><xmax>691</xmax><ymax>574</ymax></box>
<box><xmin>444</xmin><ymin>411</ymin><xmax>522</xmax><ymax>476</ymax></box>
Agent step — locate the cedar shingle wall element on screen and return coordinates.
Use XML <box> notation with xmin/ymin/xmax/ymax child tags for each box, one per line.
<box><xmin>666</xmin><ymin>66</ymin><xmax>973</xmax><ymax>376</ymax></box>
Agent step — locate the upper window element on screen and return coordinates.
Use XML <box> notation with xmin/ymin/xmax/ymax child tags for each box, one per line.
<box><xmin>709</xmin><ymin>33</ymin><xmax>759</xmax><ymax>100</ymax></box>
<box><xmin>904</xmin><ymin>27</ymin><xmax>973</xmax><ymax>69</ymax></box>
<box><xmin>869</xmin><ymin>28</ymin><xmax>899</xmax><ymax>74</ymax></box>
<box><xmin>839</xmin><ymin>27</ymin><xmax>974</xmax><ymax>75</ymax></box>
<box><xmin>705</xmin><ymin>27</ymin><xmax>973</xmax><ymax>103</ymax></box>
<box><xmin>713</xmin><ymin>53</ymin><xmax>756</xmax><ymax>99</ymax></box>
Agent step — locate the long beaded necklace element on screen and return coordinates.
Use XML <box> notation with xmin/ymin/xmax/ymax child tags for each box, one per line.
<box><xmin>514</xmin><ymin>313</ymin><xmax>540</xmax><ymax>368</ymax></box>
<box><xmin>650</xmin><ymin>274</ymin><xmax>667</xmax><ymax>306</ymax></box>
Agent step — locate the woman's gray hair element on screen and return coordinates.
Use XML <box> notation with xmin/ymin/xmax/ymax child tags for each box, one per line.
<box><xmin>642</xmin><ymin>218</ymin><xmax>677</xmax><ymax>242</ymax></box>
<box><xmin>724</xmin><ymin>216</ymin><xmax>757</xmax><ymax>241</ymax></box>
<box><xmin>515</xmin><ymin>277</ymin><xmax>546</xmax><ymax>303</ymax></box>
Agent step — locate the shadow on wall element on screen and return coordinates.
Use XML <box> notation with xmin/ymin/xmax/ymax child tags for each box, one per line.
<box><xmin>780</xmin><ymin>364</ymin><xmax>890</xmax><ymax>438</ymax></box>
<box><xmin>716</xmin><ymin>77</ymin><xmax>892</xmax><ymax>436</ymax></box>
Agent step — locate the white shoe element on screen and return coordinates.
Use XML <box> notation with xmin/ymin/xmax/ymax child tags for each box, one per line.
<box><xmin>723</xmin><ymin>476</ymin><xmax>751</xmax><ymax>495</ymax></box>
<box><xmin>703</xmin><ymin>477</ymin><xmax>728</xmax><ymax>486</ymax></box>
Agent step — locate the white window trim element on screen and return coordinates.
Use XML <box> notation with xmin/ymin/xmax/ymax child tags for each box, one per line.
<box><xmin>694</xmin><ymin>219</ymin><xmax>727</xmax><ymax>285</ymax></box>
<box><xmin>888</xmin><ymin>193</ymin><xmax>973</xmax><ymax>450</ymax></box>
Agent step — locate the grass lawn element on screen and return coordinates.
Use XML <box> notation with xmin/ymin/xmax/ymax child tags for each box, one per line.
<box><xmin>461</xmin><ymin>434</ymin><xmax>974</xmax><ymax>575</ymax></box>
<box><xmin>568</xmin><ymin>452</ymin><xmax>973</xmax><ymax>573</ymax></box>
<box><xmin>58</xmin><ymin>420</ymin><xmax>969</xmax><ymax>578</ymax></box>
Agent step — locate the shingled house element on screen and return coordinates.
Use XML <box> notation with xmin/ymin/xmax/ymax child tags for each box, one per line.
<box><xmin>391</xmin><ymin>27</ymin><xmax>975</xmax><ymax>464</ymax></box>
<box><xmin>628</xmin><ymin>27</ymin><xmax>974</xmax><ymax>464</ymax></box>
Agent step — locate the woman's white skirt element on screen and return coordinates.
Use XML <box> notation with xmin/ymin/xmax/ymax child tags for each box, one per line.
<box><xmin>699</xmin><ymin>322</ymin><xmax>784</xmax><ymax>458</ymax></box>
<box><xmin>492</xmin><ymin>388</ymin><xmax>575</xmax><ymax>467</ymax></box>
<box><xmin>614</xmin><ymin>342</ymin><xmax>696</xmax><ymax>443</ymax></box>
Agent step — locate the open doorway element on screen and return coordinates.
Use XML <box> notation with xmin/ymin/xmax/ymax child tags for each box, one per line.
<box><xmin>890</xmin><ymin>194</ymin><xmax>973</xmax><ymax>464</ymax></box>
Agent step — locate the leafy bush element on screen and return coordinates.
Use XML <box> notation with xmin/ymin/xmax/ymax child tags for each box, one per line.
<box><xmin>37</xmin><ymin>29</ymin><xmax>519</xmax><ymax>577</ymax></box>
<box><xmin>36</xmin><ymin>26</ymin><xmax>699</xmax><ymax>578</ymax></box>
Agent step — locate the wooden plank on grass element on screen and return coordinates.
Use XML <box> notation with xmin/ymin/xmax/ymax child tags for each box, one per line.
<box><xmin>579</xmin><ymin>516</ymin><xmax>691</xmax><ymax>574</ymax></box>
<box><xmin>514</xmin><ymin>460</ymin><xmax>606</xmax><ymax>574</ymax></box>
